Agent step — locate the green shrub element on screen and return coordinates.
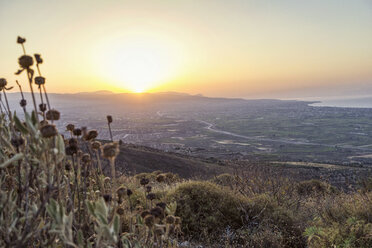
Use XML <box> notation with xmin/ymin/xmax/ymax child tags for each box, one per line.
<box><xmin>359</xmin><ymin>177</ymin><xmax>372</xmax><ymax>193</ymax></box>
<box><xmin>240</xmin><ymin>194</ymin><xmax>306</xmax><ymax>248</ymax></box>
<box><xmin>166</xmin><ymin>181</ymin><xmax>246</xmax><ymax>238</ymax></box>
<box><xmin>135</xmin><ymin>171</ymin><xmax>180</xmax><ymax>184</ymax></box>
<box><xmin>296</xmin><ymin>179</ymin><xmax>336</xmax><ymax>197</ymax></box>
<box><xmin>306</xmin><ymin>218</ymin><xmax>372</xmax><ymax>248</ymax></box>
<box><xmin>166</xmin><ymin>181</ymin><xmax>305</xmax><ymax>247</ymax></box>
<box><xmin>212</xmin><ymin>173</ymin><xmax>236</xmax><ymax>187</ymax></box>
<box><xmin>305</xmin><ymin>192</ymin><xmax>372</xmax><ymax>248</ymax></box>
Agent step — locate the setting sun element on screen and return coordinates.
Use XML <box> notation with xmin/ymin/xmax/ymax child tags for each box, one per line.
<box><xmin>95</xmin><ymin>36</ymin><xmax>183</xmax><ymax>93</ymax></box>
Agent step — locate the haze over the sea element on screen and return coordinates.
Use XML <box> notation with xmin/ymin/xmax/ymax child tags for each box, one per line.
<box><xmin>306</xmin><ymin>96</ymin><xmax>372</xmax><ymax>109</ymax></box>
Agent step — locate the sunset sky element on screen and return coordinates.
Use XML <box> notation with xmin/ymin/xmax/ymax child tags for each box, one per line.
<box><xmin>0</xmin><ymin>0</ymin><xmax>371</xmax><ymax>98</ymax></box>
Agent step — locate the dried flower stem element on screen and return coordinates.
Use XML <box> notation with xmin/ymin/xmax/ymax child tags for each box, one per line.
<box><xmin>108</xmin><ymin>122</ymin><xmax>113</xmax><ymax>141</ymax></box>
<box><xmin>2</xmin><ymin>89</ymin><xmax>13</xmax><ymax>123</ymax></box>
<box><xmin>26</xmin><ymin>69</ymin><xmax>39</xmax><ymax>122</ymax></box>
<box><xmin>16</xmin><ymin>80</ymin><xmax>26</xmax><ymax>113</ymax></box>
<box><xmin>16</xmin><ymin>147</ymin><xmax>22</xmax><ymax>207</ymax></box>
<box><xmin>0</xmin><ymin>97</ymin><xmax>9</xmax><ymax>119</ymax></box>
<box><xmin>110</xmin><ymin>158</ymin><xmax>116</xmax><ymax>194</ymax></box>
<box><xmin>21</xmin><ymin>43</ymin><xmax>26</xmax><ymax>55</ymax></box>
<box><xmin>18</xmin><ymin>41</ymin><xmax>39</xmax><ymax>122</ymax></box>
<box><xmin>38</xmin><ymin>87</ymin><xmax>46</xmax><ymax>120</ymax></box>
<box><xmin>95</xmin><ymin>150</ymin><xmax>104</xmax><ymax>175</ymax></box>
<box><xmin>35</xmin><ymin>63</ymin><xmax>51</xmax><ymax>111</ymax></box>
<box><xmin>42</xmin><ymin>85</ymin><xmax>51</xmax><ymax>111</ymax></box>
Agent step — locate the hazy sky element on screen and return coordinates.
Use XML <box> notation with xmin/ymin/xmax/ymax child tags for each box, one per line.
<box><xmin>0</xmin><ymin>0</ymin><xmax>371</xmax><ymax>98</ymax></box>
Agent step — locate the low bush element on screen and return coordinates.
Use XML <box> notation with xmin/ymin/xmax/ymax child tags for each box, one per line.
<box><xmin>212</xmin><ymin>173</ymin><xmax>236</xmax><ymax>187</ymax></box>
<box><xmin>166</xmin><ymin>181</ymin><xmax>306</xmax><ymax>247</ymax></box>
<box><xmin>296</xmin><ymin>179</ymin><xmax>336</xmax><ymax>197</ymax></box>
<box><xmin>305</xmin><ymin>192</ymin><xmax>372</xmax><ymax>248</ymax></box>
<box><xmin>166</xmin><ymin>181</ymin><xmax>246</xmax><ymax>238</ymax></box>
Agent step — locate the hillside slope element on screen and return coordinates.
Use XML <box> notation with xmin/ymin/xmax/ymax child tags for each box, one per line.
<box><xmin>110</xmin><ymin>143</ymin><xmax>230</xmax><ymax>178</ymax></box>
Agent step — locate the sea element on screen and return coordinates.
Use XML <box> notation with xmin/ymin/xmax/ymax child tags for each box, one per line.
<box><xmin>304</xmin><ymin>96</ymin><xmax>372</xmax><ymax>108</ymax></box>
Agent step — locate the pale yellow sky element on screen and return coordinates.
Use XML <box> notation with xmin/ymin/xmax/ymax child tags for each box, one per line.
<box><xmin>0</xmin><ymin>0</ymin><xmax>371</xmax><ymax>98</ymax></box>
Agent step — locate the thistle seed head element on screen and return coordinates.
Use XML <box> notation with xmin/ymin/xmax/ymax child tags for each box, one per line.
<box><xmin>11</xmin><ymin>137</ymin><xmax>24</xmax><ymax>148</ymax></box>
<box><xmin>65</xmin><ymin>162</ymin><xmax>72</xmax><ymax>171</ymax></box>
<box><xmin>156</xmin><ymin>174</ymin><xmax>165</xmax><ymax>183</ymax></box>
<box><xmin>140</xmin><ymin>210</ymin><xmax>150</xmax><ymax>218</ymax></box>
<box><xmin>117</xmin><ymin>186</ymin><xmax>126</xmax><ymax>198</ymax></box>
<box><xmin>40</xmin><ymin>124</ymin><xmax>57</xmax><ymax>138</ymax></box>
<box><xmin>81</xmin><ymin>153</ymin><xmax>91</xmax><ymax>164</ymax></box>
<box><xmin>46</xmin><ymin>109</ymin><xmax>60</xmax><ymax>121</ymax></box>
<box><xmin>65</xmin><ymin>145</ymin><xmax>78</xmax><ymax>156</ymax></box>
<box><xmin>165</xmin><ymin>215</ymin><xmax>175</xmax><ymax>225</ymax></box>
<box><xmin>150</xmin><ymin>207</ymin><xmax>164</xmax><ymax>219</ymax></box>
<box><xmin>146</xmin><ymin>193</ymin><xmax>156</xmax><ymax>201</ymax></box>
<box><xmin>0</xmin><ymin>78</ymin><xmax>7</xmax><ymax>89</ymax></box>
<box><xmin>146</xmin><ymin>185</ymin><xmax>152</xmax><ymax>193</ymax></box>
<box><xmin>68</xmin><ymin>138</ymin><xmax>78</xmax><ymax>146</ymax></box>
<box><xmin>102</xmin><ymin>142</ymin><xmax>119</xmax><ymax>159</ymax></box>
<box><xmin>104</xmin><ymin>177</ymin><xmax>111</xmax><ymax>184</ymax></box>
<box><xmin>91</xmin><ymin>141</ymin><xmax>101</xmax><ymax>150</ymax></box>
<box><xmin>85</xmin><ymin>130</ymin><xmax>98</xmax><ymax>141</ymax></box>
<box><xmin>20</xmin><ymin>99</ymin><xmax>27</xmax><ymax>107</ymax></box>
<box><xmin>107</xmin><ymin>115</ymin><xmax>113</xmax><ymax>123</ymax></box>
<box><xmin>18</xmin><ymin>55</ymin><xmax>33</xmax><ymax>69</ymax></box>
<box><xmin>73</xmin><ymin>128</ymin><xmax>82</xmax><ymax>136</ymax></box>
<box><xmin>17</xmin><ymin>36</ymin><xmax>26</xmax><ymax>44</ymax></box>
<box><xmin>140</xmin><ymin>178</ymin><xmax>150</xmax><ymax>186</ymax></box>
<box><xmin>66</xmin><ymin>124</ymin><xmax>75</xmax><ymax>132</ymax></box>
<box><xmin>144</xmin><ymin>215</ymin><xmax>155</xmax><ymax>228</ymax></box>
<box><xmin>34</xmin><ymin>54</ymin><xmax>43</xmax><ymax>64</ymax></box>
<box><xmin>103</xmin><ymin>194</ymin><xmax>112</xmax><ymax>203</ymax></box>
<box><xmin>39</xmin><ymin>103</ymin><xmax>47</xmax><ymax>112</ymax></box>
<box><xmin>156</xmin><ymin>202</ymin><xmax>167</xmax><ymax>210</ymax></box>
<box><xmin>34</xmin><ymin>76</ymin><xmax>45</xmax><ymax>86</ymax></box>
<box><xmin>116</xmin><ymin>207</ymin><xmax>125</xmax><ymax>215</ymax></box>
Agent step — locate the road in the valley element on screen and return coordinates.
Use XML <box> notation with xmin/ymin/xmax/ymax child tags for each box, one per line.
<box><xmin>198</xmin><ymin>120</ymin><xmax>372</xmax><ymax>152</ymax></box>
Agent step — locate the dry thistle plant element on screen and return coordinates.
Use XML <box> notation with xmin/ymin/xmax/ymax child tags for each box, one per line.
<box><xmin>0</xmin><ymin>36</ymin><xmax>182</xmax><ymax>248</ymax></box>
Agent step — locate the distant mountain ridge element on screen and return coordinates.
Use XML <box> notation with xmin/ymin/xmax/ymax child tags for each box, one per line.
<box><xmin>7</xmin><ymin>90</ymin><xmax>310</xmax><ymax>102</ymax></box>
<box><xmin>5</xmin><ymin>90</ymin><xmax>314</xmax><ymax>118</ymax></box>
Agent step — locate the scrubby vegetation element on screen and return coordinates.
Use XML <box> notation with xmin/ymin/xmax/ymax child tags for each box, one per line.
<box><xmin>1</xmin><ymin>36</ymin><xmax>372</xmax><ymax>247</ymax></box>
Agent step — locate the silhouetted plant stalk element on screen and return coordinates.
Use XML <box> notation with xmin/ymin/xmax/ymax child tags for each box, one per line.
<box><xmin>16</xmin><ymin>80</ymin><xmax>27</xmax><ymax>113</ymax></box>
<box><xmin>0</xmin><ymin>100</ymin><xmax>4</xmax><ymax>115</ymax></box>
<box><xmin>0</xmin><ymin>94</ymin><xmax>9</xmax><ymax>119</ymax></box>
<box><xmin>16</xmin><ymin>36</ymin><xmax>39</xmax><ymax>122</ymax></box>
<box><xmin>34</xmin><ymin>53</ymin><xmax>53</xmax><ymax>121</ymax></box>
<box><xmin>102</xmin><ymin>141</ymin><xmax>119</xmax><ymax>194</ymax></box>
<box><xmin>0</xmin><ymin>78</ymin><xmax>13</xmax><ymax>123</ymax></box>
